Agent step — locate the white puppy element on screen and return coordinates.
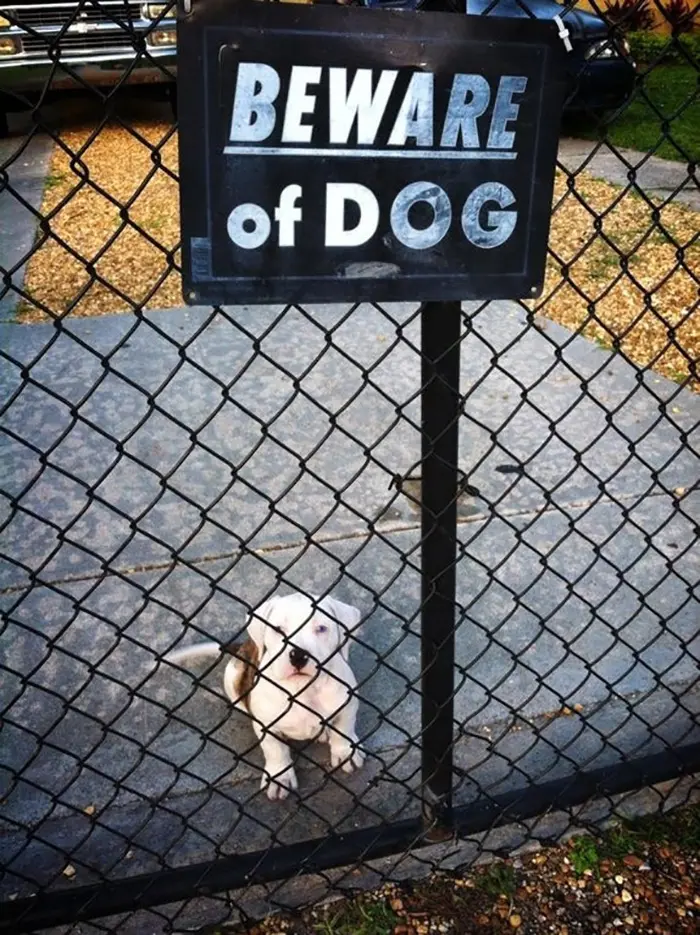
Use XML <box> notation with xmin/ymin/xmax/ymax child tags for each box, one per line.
<box><xmin>164</xmin><ymin>593</ymin><xmax>364</xmax><ymax>800</ymax></box>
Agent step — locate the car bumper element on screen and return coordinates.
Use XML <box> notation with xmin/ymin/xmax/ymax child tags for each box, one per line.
<box><xmin>0</xmin><ymin>51</ymin><xmax>176</xmax><ymax>96</ymax></box>
<box><xmin>566</xmin><ymin>57</ymin><xmax>636</xmax><ymax>113</ymax></box>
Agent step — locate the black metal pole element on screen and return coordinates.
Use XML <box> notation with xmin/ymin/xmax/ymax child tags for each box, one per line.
<box><xmin>420</xmin><ymin>299</ymin><xmax>461</xmax><ymax>837</ymax></box>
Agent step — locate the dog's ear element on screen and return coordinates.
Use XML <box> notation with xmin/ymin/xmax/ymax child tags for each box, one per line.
<box><xmin>322</xmin><ymin>597</ymin><xmax>361</xmax><ymax>662</ymax></box>
<box><xmin>246</xmin><ymin>598</ymin><xmax>280</xmax><ymax>655</ymax></box>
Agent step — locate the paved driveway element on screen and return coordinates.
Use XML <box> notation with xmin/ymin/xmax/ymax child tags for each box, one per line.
<box><xmin>0</xmin><ymin>132</ymin><xmax>53</xmax><ymax>320</ymax></box>
<box><xmin>1</xmin><ymin>299</ymin><xmax>698</xmax><ymax>910</ymax></box>
<box><xmin>558</xmin><ymin>137</ymin><xmax>700</xmax><ymax>212</ymax></box>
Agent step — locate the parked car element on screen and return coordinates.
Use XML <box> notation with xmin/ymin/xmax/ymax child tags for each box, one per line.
<box><xmin>0</xmin><ymin>1</ymin><xmax>177</xmax><ymax>136</ymax></box>
<box><xmin>363</xmin><ymin>0</ymin><xmax>637</xmax><ymax>114</ymax></box>
<box><xmin>0</xmin><ymin>0</ymin><xmax>634</xmax><ymax>137</ymax></box>
<box><xmin>464</xmin><ymin>0</ymin><xmax>636</xmax><ymax>114</ymax></box>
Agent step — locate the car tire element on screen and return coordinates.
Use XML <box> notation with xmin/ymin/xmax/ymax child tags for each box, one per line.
<box><xmin>0</xmin><ymin>109</ymin><xmax>9</xmax><ymax>139</ymax></box>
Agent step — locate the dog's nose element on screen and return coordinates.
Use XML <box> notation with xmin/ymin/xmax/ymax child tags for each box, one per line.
<box><xmin>289</xmin><ymin>647</ymin><xmax>309</xmax><ymax>671</ymax></box>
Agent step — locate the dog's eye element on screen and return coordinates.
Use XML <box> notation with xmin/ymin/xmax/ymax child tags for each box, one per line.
<box><xmin>316</xmin><ymin>624</ymin><xmax>328</xmax><ymax>634</ymax></box>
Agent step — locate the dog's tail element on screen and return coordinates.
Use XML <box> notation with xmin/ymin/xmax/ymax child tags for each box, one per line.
<box><xmin>163</xmin><ymin>641</ymin><xmax>222</xmax><ymax>667</ymax></box>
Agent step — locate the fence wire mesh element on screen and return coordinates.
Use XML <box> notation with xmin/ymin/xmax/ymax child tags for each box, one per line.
<box><xmin>0</xmin><ymin>0</ymin><xmax>699</xmax><ymax>932</ymax></box>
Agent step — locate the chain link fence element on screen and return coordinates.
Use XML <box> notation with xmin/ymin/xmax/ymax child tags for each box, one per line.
<box><xmin>1</xmin><ymin>0</ymin><xmax>699</xmax><ymax>932</ymax></box>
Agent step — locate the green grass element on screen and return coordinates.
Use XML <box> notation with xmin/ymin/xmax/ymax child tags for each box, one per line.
<box><xmin>602</xmin><ymin>825</ymin><xmax>639</xmax><ymax>860</ymax></box>
<box><xmin>475</xmin><ymin>863</ymin><xmax>517</xmax><ymax>899</ymax></box>
<box><xmin>313</xmin><ymin>899</ymin><xmax>398</xmax><ymax>935</ymax></box>
<box><xmin>43</xmin><ymin>172</ymin><xmax>66</xmax><ymax>191</ymax></box>
<box><xmin>587</xmin><ymin>250</ymin><xmax>621</xmax><ymax>281</ymax></box>
<box><xmin>626</xmin><ymin>805</ymin><xmax>700</xmax><ymax>850</ymax></box>
<box><xmin>576</xmin><ymin>65</ymin><xmax>699</xmax><ymax>163</ymax></box>
<box><xmin>568</xmin><ymin>828</ymin><xmax>641</xmax><ymax>876</ymax></box>
<box><xmin>570</xmin><ymin>836</ymin><xmax>601</xmax><ymax>875</ymax></box>
<box><xmin>567</xmin><ymin>805</ymin><xmax>700</xmax><ymax>878</ymax></box>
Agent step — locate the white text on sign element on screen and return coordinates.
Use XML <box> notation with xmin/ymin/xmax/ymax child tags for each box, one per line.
<box><xmin>224</xmin><ymin>63</ymin><xmax>527</xmax><ymax>252</ymax></box>
<box><xmin>227</xmin><ymin>63</ymin><xmax>527</xmax><ymax>152</ymax></box>
<box><xmin>226</xmin><ymin>182</ymin><xmax>517</xmax><ymax>251</ymax></box>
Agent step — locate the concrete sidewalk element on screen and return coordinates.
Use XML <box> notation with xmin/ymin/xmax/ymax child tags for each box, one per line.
<box><xmin>1</xmin><ymin>301</ymin><xmax>699</xmax><ymax>914</ymax></box>
<box><xmin>0</xmin><ymin>133</ymin><xmax>54</xmax><ymax>321</ymax></box>
<box><xmin>558</xmin><ymin>137</ymin><xmax>700</xmax><ymax>212</ymax></box>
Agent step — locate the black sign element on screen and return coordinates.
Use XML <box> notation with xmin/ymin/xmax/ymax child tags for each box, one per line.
<box><xmin>177</xmin><ymin>1</ymin><xmax>568</xmax><ymax>305</ymax></box>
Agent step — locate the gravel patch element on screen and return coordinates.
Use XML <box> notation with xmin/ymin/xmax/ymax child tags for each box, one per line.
<box><xmin>534</xmin><ymin>171</ymin><xmax>699</xmax><ymax>392</ymax></box>
<box><xmin>224</xmin><ymin>806</ymin><xmax>700</xmax><ymax>935</ymax></box>
<box><xmin>19</xmin><ymin>119</ymin><xmax>180</xmax><ymax>319</ymax></box>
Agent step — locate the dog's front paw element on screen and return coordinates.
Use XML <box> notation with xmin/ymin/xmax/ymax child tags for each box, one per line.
<box><xmin>261</xmin><ymin>765</ymin><xmax>298</xmax><ymax>801</ymax></box>
<box><xmin>330</xmin><ymin>742</ymin><xmax>365</xmax><ymax>774</ymax></box>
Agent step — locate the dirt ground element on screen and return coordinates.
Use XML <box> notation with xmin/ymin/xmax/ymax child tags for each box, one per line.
<box><xmin>20</xmin><ymin>121</ymin><xmax>181</xmax><ymax>319</ymax></box>
<box><xmin>536</xmin><ymin>171</ymin><xmax>699</xmax><ymax>392</ymax></box>
<box><xmin>18</xmin><ymin>119</ymin><xmax>700</xmax><ymax>391</ymax></box>
<box><xmin>220</xmin><ymin>806</ymin><xmax>700</xmax><ymax>935</ymax></box>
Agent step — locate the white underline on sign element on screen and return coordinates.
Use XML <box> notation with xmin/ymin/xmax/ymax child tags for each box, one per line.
<box><xmin>223</xmin><ymin>146</ymin><xmax>517</xmax><ymax>160</ymax></box>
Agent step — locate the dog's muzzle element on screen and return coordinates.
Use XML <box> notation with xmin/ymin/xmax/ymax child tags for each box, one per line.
<box><xmin>289</xmin><ymin>647</ymin><xmax>310</xmax><ymax>671</ymax></box>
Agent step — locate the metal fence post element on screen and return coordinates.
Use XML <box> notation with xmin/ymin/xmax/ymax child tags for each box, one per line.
<box><xmin>420</xmin><ymin>300</ymin><xmax>461</xmax><ymax>837</ymax></box>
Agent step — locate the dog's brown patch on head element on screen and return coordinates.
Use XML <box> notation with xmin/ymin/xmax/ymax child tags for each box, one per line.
<box><xmin>223</xmin><ymin>638</ymin><xmax>260</xmax><ymax>713</ymax></box>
